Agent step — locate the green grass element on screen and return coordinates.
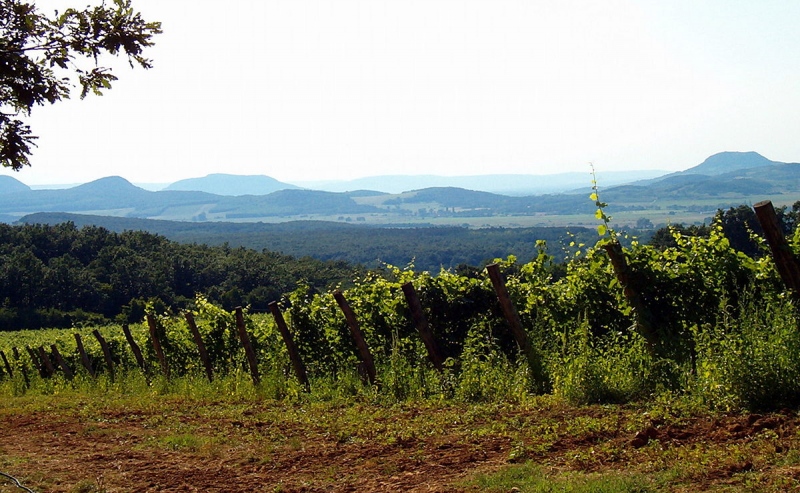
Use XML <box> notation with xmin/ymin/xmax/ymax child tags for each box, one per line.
<box><xmin>466</xmin><ymin>462</ymin><xmax>654</xmax><ymax>492</ymax></box>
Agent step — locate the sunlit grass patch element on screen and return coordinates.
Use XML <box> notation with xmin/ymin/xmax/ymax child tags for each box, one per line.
<box><xmin>464</xmin><ymin>462</ymin><xmax>654</xmax><ymax>492</ymax></box>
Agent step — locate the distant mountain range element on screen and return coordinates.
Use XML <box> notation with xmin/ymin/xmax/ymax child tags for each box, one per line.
<box><xmin>292</xmin><ymin>170</ymin><xmax>668</xmax><ymax>195</ymax></box>
<box><xmin>0</xmin><ymin>151</ymin><xmax>798</xmax><ymax>224</ymax></box>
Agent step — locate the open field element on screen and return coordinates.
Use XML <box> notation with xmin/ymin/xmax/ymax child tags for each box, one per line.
<box><xmin>131</xmin><ymin>192</ymin><xmax>800</xmax><ymax>229</ymax></box>
<box><xmin>1</xmin><ymin>384</ymin><xmax>799</xmax><ymax>493</ymax></box>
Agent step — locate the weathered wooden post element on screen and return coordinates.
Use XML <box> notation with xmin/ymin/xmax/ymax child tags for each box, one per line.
<box><xmin>753</xmin><ymin>200</ymin><xmax>800</xmax><ymax>296</ymax></box>
<box><xmin>92</xmin><ymin>330</ymin><xmax>116</xmax><ymax>377</ymax></box>
<box><xmin>485</xmin><ymin>263</ymin><xmax>547</xmax><ymax>390</ymax></box>
<box><xmin>146</xmin><ymin>314</ymin><xmax>170</xmax><ymax>379</ymax></box>
<box><xmin>401</xmin><ymin>282</ymin><xmax>445</xmax><ymax>371</ymax></box>
<box><xmin>603</xmin><ymin>241</ymin><xmax>658</xmax><ymax>352</ymax></box>
<box><xmin>37</xmin><ymin>346</ymin><xmax>56</xmax><ymax>377</ymax></box>
<box><xmin>26</xmin><ymin>346</ymin><xmax>45</xmax><ymax>377</ymax></box>
<box><xmin>50</xmin><ymin>345</ymin><xmax>74</xmax><ymax>380</ymax></box>
<box><xmin>333</xmin><ymin>290</ymin><xmax>378</xmax><ymax>386</ymax></box>
<box><xmin>234</xmin><ymin>307</ymin><xmax>261</xmax><ymax>386</ymax></box>
<box><xmin>268</xmin><ymin>301</ymin><xmax>310</xmax><ymax>391</ymax></box>
<box><xmin>74</xmin><ymin>333</ymin><xmax>96</xmax><ymax>378</ymax></box>
<box><xmin>183</xmin><ymin>312</ymin><xmax>214</xmax><ymax>383</ymax></box>
<box><xmin>486</xmin><ymin>264</ymin><xmax>530</xmax><ymax>352</ymax></box>
<box><xmin>0</xmin><ymin>350</ymin><xmax>12</xmax><ymax>378</ymax></box>
<box><xmin>121</xmin><ymin>324</ymin><xmax>147</xmax><ymax>374</ymax></box>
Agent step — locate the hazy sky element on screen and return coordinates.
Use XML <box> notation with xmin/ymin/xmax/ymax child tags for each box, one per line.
<box><xmin>3</xmin><ymin>0</ymin><xmax>800</xmax><ymax>185</ymax></box>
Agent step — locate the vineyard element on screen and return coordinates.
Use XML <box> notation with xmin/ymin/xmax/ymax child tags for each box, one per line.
<box><xmin>2</xmin><ymin>201</ymin><xmax>800</xmax><ymax>410</ymax></box>
<box><xmin>3</xmin><ymin>200</ymin><xmax>800</xmax><ymax>491</ymax></box>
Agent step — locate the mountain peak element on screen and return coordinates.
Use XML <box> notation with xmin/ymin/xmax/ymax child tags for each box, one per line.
<box><xmin>0</xmin><ymin>175</ymin><xmax>31</xmax><ymax>194</ymax></box>
<box><xmin>686</xmin><ymin>151</ymin><xmax>776</xmax><ymax>175</ymax></box>
<box><xmin>73</xmin><ymin>176</ymin><xmax>143</xmax><ymax>193</ymax></box>
<box><xmin>164</xmin><ymin>173</ymin><xmax>300</xmax><ymax>196</ymax></box>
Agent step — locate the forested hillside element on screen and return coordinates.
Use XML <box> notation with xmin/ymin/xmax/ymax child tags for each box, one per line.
<box><xmin>19</xmin><ymin>213</ymin><xmax>600</xmax><ymax>270</ymax></box>
<box><xmin>0</xmin><ymin>222</ymin><xmax>362</xmax><ymax>330</ymax></box>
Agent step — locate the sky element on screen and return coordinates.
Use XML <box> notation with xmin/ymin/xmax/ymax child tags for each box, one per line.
<box><xmin>3</xmin><ymin>0</ymin><xmax>800</xmax><ymax>186</ymax></box>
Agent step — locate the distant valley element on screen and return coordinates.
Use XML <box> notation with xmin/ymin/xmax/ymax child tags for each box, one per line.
<box><xmin>1</xmin><ymin>151</ymin><xmax>799</xmax><ymax>229</ymax></box>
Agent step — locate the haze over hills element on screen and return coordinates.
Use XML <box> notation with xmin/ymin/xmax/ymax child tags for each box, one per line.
<box><xmin>604</xmin><ymin>152</ymin><xmax>800</xmax><ymax>202</ymax></box>
<box><xmin>631</xmin><ymin>151</ymin><xmax>790</xmax><ymax>186</ymax></box>
<box><xmin>291</xmin><ymin>170</ymin><xmax>668</xmax><ymax>195</ymax></box>
<box><xmin>164</xmin><ymin>174</ymin><xmax>301</xmax><ymax>196</ymax></box>
<box><xmin>679</xmin><ymin>151</ymin><xmax>783</xmax><ymax>175</ymax></box>
<box><xmin>0</xmin><ymin>152</ymin><xmax>797</xmax><ymax>226</ymax></box>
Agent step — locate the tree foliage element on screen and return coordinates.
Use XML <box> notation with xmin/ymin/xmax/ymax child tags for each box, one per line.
<box><xmin>0</xmin><ymin>222</ymin><xmax>362</xmax><ymax>329</ymax></box>
<box><xmin>0</xmin><ymin>0</ymin><xmax>161</xmax><ymax>169</ymax></box>
<box><xmin>648</xmin><ymin>201</ymin><xmax>800</xmax><ymax>256</ymax></box>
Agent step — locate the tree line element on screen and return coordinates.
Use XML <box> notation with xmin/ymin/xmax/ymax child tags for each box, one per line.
<box><xmin>0</xmin><ymin>222</ymin><xmax>362</xmax><ymax>330</ymax></box>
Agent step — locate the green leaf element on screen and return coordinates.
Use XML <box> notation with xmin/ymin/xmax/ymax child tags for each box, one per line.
<box><xmin>589</xmin><ymin>193</ymin><xmax>598</xmax><ymax>202</ymax></box>
<box><xmin>595</xmin><ymin>209</ymin><xmax>604</xmax><ymax>220</ymax></box>
<box><xmin>597</xmin><ymin>224</ymin><xmax>607</xmax><ymax>236</ymax></box>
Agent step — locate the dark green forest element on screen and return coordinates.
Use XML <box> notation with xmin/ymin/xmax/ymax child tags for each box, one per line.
<box><xmin>0</xmin><ymin>222</ymin><xmax>362</xmax><ymax>330</ymax></box>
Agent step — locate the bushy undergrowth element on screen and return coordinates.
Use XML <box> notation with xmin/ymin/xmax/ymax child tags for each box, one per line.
<box><xmin>2</xmin><ymin>221</ymin><xmax>800</xmax><ymax>412</ymax></box>
<box><xmin>693</xmin><ymin>297</ymin><xmax>800</xmax><ymax>411</ymax></box>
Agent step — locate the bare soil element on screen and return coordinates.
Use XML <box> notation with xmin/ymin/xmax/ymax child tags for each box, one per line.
<box><xmin>1</xmin><ymin>400</ymin><xmax>798</xmax><ymax>492</ymax></box>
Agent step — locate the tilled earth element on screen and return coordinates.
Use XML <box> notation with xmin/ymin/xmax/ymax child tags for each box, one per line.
<box><xmin>1</xmin><ymin>399</ymin><xmax>799</xmax><ymax>492</ymax></box>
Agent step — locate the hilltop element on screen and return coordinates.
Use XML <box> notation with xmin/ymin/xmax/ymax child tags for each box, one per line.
<box><xmin>164</xmin><ymin>173</ymin><xmax>301</xmax><ymax>195</ymax></box>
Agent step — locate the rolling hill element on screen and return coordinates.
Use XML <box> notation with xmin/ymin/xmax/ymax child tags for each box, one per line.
<box><xmin>1</xmin><ymin>152</ymin><xmax>798</xmax><ymax>225</ymax></box>
<box><xmin>0</xmin><ymin>175</ymin><xmax>31</xmax><ymax>194</ymax></box>
<box><xmin>164</xmin><ymin>173</ymin><xmax>301</xmax><ymax>195</ymax></box>
<box><xmin>294</xmin><ymin>170</ymin><xmax>669</xmax><ymax>195</ymax></box>
<box><xmin>0</xmin><ymin>176</ymin><xmax>380</xmax><ymax>221</ymax></box>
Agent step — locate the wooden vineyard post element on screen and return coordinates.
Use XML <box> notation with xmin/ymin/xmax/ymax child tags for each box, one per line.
<box><xmin>92</xmin><ymin>329</ymin><xmax>116</xmax><ymax>377</ymax></box>
<box><xmin>485</xmin><ymin>263</ymin><xmax>547</xmax><ymax>391</ymax></box>
<box><xmin>333</xmin><ymin>290</ymin><xmax>378</xmax><ymax>386</ymax></box>
<box><xmin>401</xmin><ymin>282</ymin><xmax>445</xmax><ymax>371</ymax></box>
<box><xmin>603</xmin><ymin>241</ymin><xmax>658</xmax><ymax>352</ymax></box>
<box><xmin>485</xmin><ymin>264</ymin><xmax>530</xmax><ymax>352</ymax></box>
<box><xmin>753</xmin><ymin>200</ymin><xmax>800</xmax><ymax>296</ymax></box>
<box><xmin>0</xmin><ymin>350</ymin><xmax>12</xmax><ymax>378</ymax></box>
<box><xmin>122</xmin><ymin>324</ymin><xmax>147</xmax><ymax>374</ymax></box>
<box><xmin>37</xmin><ymin>346</ymin><xmax>56</xmax><ymax>377</ymax></box>
<box><xmin>50</xmin><ymin>345</ymin><xmax>74</xmax><ymax>380</ymax></box>
<box><xmin>146</xmin><ymin>314</ymin><xmax>170</xmax><ymax>379</ymax></box>
<box><xmin>183</xmin><ymin>312</ymin><xmax>214</xmax><ymax>383</ymax></box>
<box><xmin>268</xmin><ymin>301</ymin><xmax>310</xmax><ymax>391</ymax></box>
<box><xmin>74</xmin><ymin>334</ymin><xmax>96</xmax><ymax>378</ymax></box>
<box><xmin>26</xmin><ymin>346</ymin><xmax>46</xmax><ymax>377</ymax></box>
<box><xmin>234</xmin><ymin>307</ymin><xmax>261</xmax><ymax>386</ymax></box>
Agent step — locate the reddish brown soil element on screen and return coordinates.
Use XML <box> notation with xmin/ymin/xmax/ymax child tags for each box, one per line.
<box><xmin>1</xmin><ymin>403</ymin><xmax>799</xmax><ymax>492</ymax></box>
